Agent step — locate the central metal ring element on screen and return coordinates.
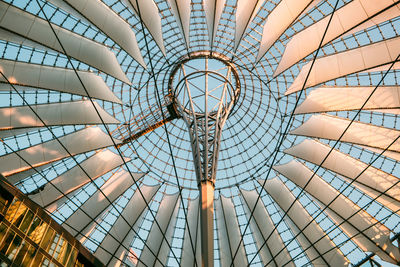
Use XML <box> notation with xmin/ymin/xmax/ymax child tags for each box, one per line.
<box><xmin>168</xmin><ymin>51</ymin><xmax>241</xmax><ymax>117</ymax></box>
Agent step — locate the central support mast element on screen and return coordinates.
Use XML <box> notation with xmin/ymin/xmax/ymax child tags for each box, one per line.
<box><xmin>169</xmin><ymin>51</ymin><xmax>240</xmax><ymax>267</ymax></box>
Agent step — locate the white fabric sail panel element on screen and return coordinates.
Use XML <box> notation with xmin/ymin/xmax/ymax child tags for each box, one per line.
<box><xmin>320</xmin><ymin>203</ymin><xmax>398</xmax><ymax>264</ymax></box>
<box><xmin>137</xmin><ymin>193</ymin><xmax>180</xmax><ymax>267</ymax></box>
<box><xmin>285</xmin><ymin>36</ymin><xmax>400</xmax><ymax>95</ymax></box>
<box><xmin>204</xmin><ymin>0</ymin><xmax>226</xmax><ymax>46</ymax></box>
<box><xmin>275</xmin><ymin>0</ymin><xmax>400</xmax><ymax>76</ymax></box>
<box><xmin>215</xmin><ymin>195</ymin><xmax>248</xmax><ymax>266</ymax></box>
<box><xmin>127</xmin><ymin>0</ymin><xmax>166</xmax><ymax>55</ymax></box>
<box><xmin>6</xmin><ymin>162</ymin><xmax>50</xmax><ymax>185</ymax></box>
<box><xmin>0</xmin><ymin>101</ymin><xmax>118</xmax><ymax>131</ymax></box>
<box><xmin>273</xmin><ymin>160</ymin><xmax>400</xmax><ymax>263</ymax></box>
<box><xmin>234</xmin><ymin>0</ymin><xmax>264</xmax><ymax>51</ymax></box>
<box><xmin>295</xmin><ymin>86</ymin><xmax>400</xmax><ymax>114</ymax></box>
<box><xmin>284</xmin><ymin>139</ymin><xmax>400</xmax><ymax>211</ymax></box>
<box><xmin>263</xmin><ymin>178</ymin><xmax>337</xmax><ymax>266</ymax></box>
<box><xmin>0</xmin><ymin>2</ymin><xmax>130</xmax><ymax>83</ymax></box>
<box><xmin>257</xmin><ymin>0</ymin><xmax>313</xmax><ymax>62</ymax></box>
<box><xmin>0</xmin><ymin>59</ymin><xmax>122</xmax><ymax>104</ymax></box>
<box><xmin>168</xmin><ymin>0</ymin><xmax>191</xmax><ymax>48</ymax></box>
<box><xmin>240</xmin><ymin>189</ymin><xmax>294</xmax><ymax>267</ymax></box>
<box><xmin>57</xmin><ymin>0</ymin><xmax>146</xmax><ymax>68</ymax></box>
<box><xmin>62</xmin><ymin>169</ymin><xmax>135</xmax><ymax>237</ymax></box>
<box><xmin>28</xmin><ymin>150</ymin><xmax>131</xmax><ymax>209</ymax></box>
<box><xmin>155</xmin><ymin>198</ymin><xmax>180</xmax><ymax>267</ymax></box>
<box><xmin>290</xmin><ymin>114</ymin><xmax>400</xmax><ymax>153</ymax></box>
<box><xmin>180</xmin><ymin>197</ymin><xmax>201</xmax><ymax>266</ymax></box>
<box><xmin>94</xmin><ymin>184</ymin><xmax>160</xmax><ymax>265</ymax></box>
<box><xmin>0</xmin><ymin>127</ymin><xmax>121</xmax><ymax>177</ymax></box>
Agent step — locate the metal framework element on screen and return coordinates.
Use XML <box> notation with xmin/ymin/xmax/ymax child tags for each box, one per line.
<box><xmin>0</xmin><ymin>0</ymin><xmax>399</xmax><ymax>266</ymax></box>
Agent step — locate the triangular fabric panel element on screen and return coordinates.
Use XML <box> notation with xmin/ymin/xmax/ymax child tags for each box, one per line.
<box><xmin>263</xmin><ymin>178</ymin><xmax>349</xmax><ymax>266</ymax></box>
<box><xmin>290</xmin><ymin>114</ymin><xmax>400</xmax><ymax>153</ymax></box>
<box><xmin>62</xmin><ymin>169</ymin><xmax>135</xmax><ymax>237</ymax></box>
<box><xmin>168</xmin><ymin>0</ymin><xmax>191</xmax><ymax>49</ymax></box>
<box><xmin>295</xmin><ymin>86</ymin><xmax>400</xmax><ymax>114</ymax></box>
<box><xmin>273</xmin><ymin>160</ymin><xmax>400</xmax><ymax>264</ymax></box>
<box><xmin>49</xmin><ymin>0</ymin><xmax>146</xmax><ymax>68</ymax></box>
<box><xmin>285</xmin><ymin>36</ymin><xmax>400</xmax><ymax>95</ymax></box>
<box><xmin>180</xmin><ymin>197</ymin><xmax>201</xmax><ymax>266</ymax></box>
<box><xmin>284</xmin><ymin>139</ymin><xmax>400</xmax><ymax>212</ymax></box>
<box><xmin>204</xmin><ymin>0</ymin><xmax>226</xmax><ymax>47</ymax></box>
<box><xmin>137</xmin><ymin>193</ymin><xmax>180</xmax><ymax>267</ymax></box>
<box><xmin>29</xmin><ymin>150</ymin><xmax>132</xmax><ymax>211</ymax></box>
<box><xmin>0</xmin><ymin>2</ymin><xmax>130</xmax><ymax>83</ymax></box>
<box><xmin>0</xmin><ymin>100</ymin><xmax>119</xmax><ymax>131</ymax></box>
<box><xmin>127</xmin><ymin>0</ymin><xmax>166</xmax><ymax>55</ymax></box>
<box><xmin>215</xmin><ymin>195</ymin><xmax>248</xmax><ymax>266</ymax></box>
<box><xmin>275</xmin><ymin>0</ymin><xmax>400</xmax><ymax>76</ymax></box>
<box><xmin>0</xmin><ymin>59</ymin><xmax>122</xmax><ymax>103</ymax></box>
<box><xmin>257</xmin><ymin>0</ymin><xmax>313</xmax><ymax>62</ymax></box>
<box><xmin>0</xmin><ymin>127</ymin><xmax>121</xmax><ymax>177</ymax></box>
<box><xmin>94</xmin><ymin>184</ymin><xmax>160</xmax><ymax>266</ymax></box>
<box><xmin>234</xmin><ymin>0</ymin><xmax>264</xmax><ymax>51</ymax></box>
<box><xmin>240</xmin><ymin>189</ymin><xmax>294</xmax><ymax>267</ymax></box>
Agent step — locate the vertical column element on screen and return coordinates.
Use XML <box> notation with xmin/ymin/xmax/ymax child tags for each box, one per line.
<box><xmin>199</xmin><ymin>180</ymin><xmax>214</xmax><ymax>267</ymax></box>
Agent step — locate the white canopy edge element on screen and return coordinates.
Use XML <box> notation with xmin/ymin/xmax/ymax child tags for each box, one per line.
<box><xmin>273</xmin><ymin>160</ymin><xmax>400</xmax><ymax>264</ymax></box>
<box><xmin>275</xmin><ymin>0</ymin><xmax>400</xmax><ymax>76</ymax></box>
<box><xmin>0</xmin><ymin>59</ymin><xmax>122</xmax><ymax>104</ymax></box>
<box><xmin>180</xmin><ymin>197</ymin><xmax>201</xmax><ymax>266</ymax></box>
<box><xmin>94</xmin><ymin>184</ymin><xmax>160</xmax><ymax>265</ymax></box>
<box><xmin>47</xmin><ymin>0</ymin><xmax>146</xmax><ymax>68</ymax></box>
<box><xmin>0</xmin><ymin>127</ymin><xmax>121</xmax><ymax>176</ymax></box>
<box><xmin>0</xmin><ymin>100</ymin><xmax>119</xmax><ymax>131</ymax></box>
<box><xmin>284</xmin><ymin>139</ymin><xmax>400</xmax><ymax>211</ymax></box>
<box><xmin>204</xmin><ymin>0</ymin><xmax>226</xmax><ymax>47</ymax></box>
<box><xmin>290</xmin><ymin>114</ymin><xmax>400</xmax><ymax>153</ymax></box>
<box><xmin>285</xmin><ymin>36</ymin><xmax>400</xmax><ymax>95</ymax></box>
<box><xmin>263</xmin><ymin>178</ymin><xmax>346</xmax><ymax>266</ymax></box>
<box><xmin>295</xmin><ymin>86</ymin><xmax>400</xmax><ymax>114</ymax></box>
<box><xmin>257</xmin><ymin>0</ymin><xmax>313</xmax><ymax>62</ymax></box>
<box><xmin>137</xmin><ymin>193</ymin><xmax>180</xmax><ymax>267</ymax></box>
<box><xmin>126</xmin><ymin>0</ymin><xmax>166</xmax><ymax>56</ymax></box>
<box><xmin>62</xmin><ymin>169</ymin><xmax>135</xmax><ymax>237</ymax></box>
<box><xmin>240</xmin><ymin>189</ymin><xmax>294</xmax><ymax>267</ymax></box>
<box><xmin>29</xmin><ymin>149</ymin><xmax>131</xmax><ymax>209</ymax></box>
<box><xmin>0</xmin><ymin>2</ymin><xmax>130</xmax><ymax>83</ymax></box>
<box><xmin>168</xmin><ymin>0</ymin><xmax>191</xmax><ymax>49</ymax></box>
<box><xmin>215</xmin><ymin>195</ymin><xmax>248</xmax><ymax>266</ymax></box>
<box><xmin>234</xmin><ymin>0</ymin><xmax>264</xmax><ymax>51</ymax></box>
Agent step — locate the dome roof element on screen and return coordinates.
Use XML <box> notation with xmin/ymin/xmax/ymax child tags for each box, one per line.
<box><xmin>0</xmin><ymin>0</ymin><xmax>400</xmax><ymax>266</ymax></box>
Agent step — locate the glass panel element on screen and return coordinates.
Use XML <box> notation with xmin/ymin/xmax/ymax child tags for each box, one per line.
<box><xmin>28</xmin><ymin>219</ymin><xmax>47</xmax><ymax>244</ymax></box>
<box><xmin>48</xmin><ymin>233</ymin><xmax>60</xmax><ymax>256</ymax></box>
<box><xmin>4</xmin><ymin>199</ymin><xmax>21</xmax><ymax>222</ymax></box>
<box><xmin>19</xmin><ymin>209</ymin><xmax>34</xmax><ymax>233</ymax></box>
<box><xmin>59</xmin><ymin>242</ymin><xmax>72</xmax><ymax>265</ymax></box>
<box><xmin>13</xmin><ymin>240</ymin><xmax>29</xmax><ymax>266</ymax></box>
<box><xmin>0</xmin><ymin>229</ymin><xmax>15</xmax><ymax>254</ymax></box>
<box><xmin>40</xmin><ymin>227</ymin><xmax>54</xmax><ymax>251</ymax></box>
<box><xmin>22</xmin><ymin>245</ymin><xmax>36</xmax><ymax>267</ymax></box>
<box><xmin>0</xmin><ymin>222</ymin><xmax>9</xmax><ymax>244</ymax></box>
<box><xmin>5</xmin><ymin>233</ymin><xmax>22</xmax><ymax>261</ymax></box>
<box><xmin>66</xmin><ymin>248</ymin><xmax>78</xmax><ymax>267</ymax></box>
<box><xmin>12</xmin><ymin>203</ymin><xmax>27</xmax><ymax>227</ymax></box>
<box><xmin>41</xmin><ymin>257</ymin><xmax>50</xmax><ymax>267</ymax></box>
<box><xmin>54</xmin><ymin>237</ymin><xmax>65</xmax><ymax>261</ymax></box>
